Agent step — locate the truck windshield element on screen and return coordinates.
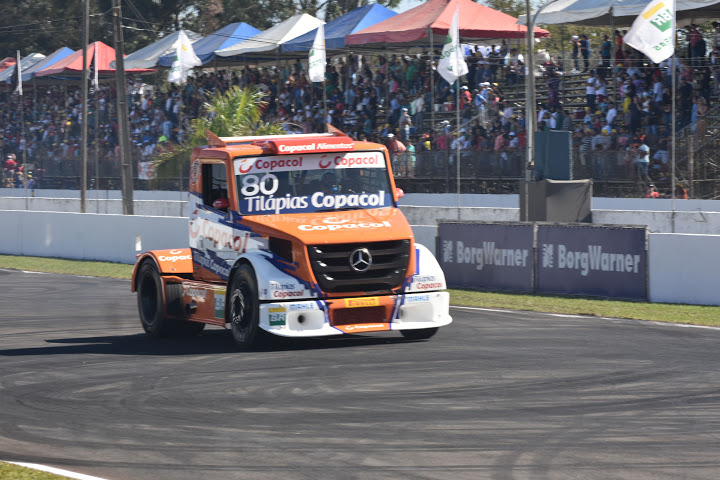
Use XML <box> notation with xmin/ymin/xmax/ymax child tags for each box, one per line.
<box><xmin>233</xmin><ymin>151</ymin><xmax>394</xmax><ymax>215</ymax></box>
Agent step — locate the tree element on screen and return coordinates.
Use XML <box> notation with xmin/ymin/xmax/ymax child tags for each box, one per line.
<box><xmin>154</xmin><ymin>86</ymin><xmax>286</xmax><ymax>180</ymax></box>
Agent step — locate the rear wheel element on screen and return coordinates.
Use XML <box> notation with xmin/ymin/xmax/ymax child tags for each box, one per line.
<box><xmin>137</xmin><ymin>261</ymin><xmax>173</xmax><ymax>337</ymax></box>
<box><xmin>227</xmin><ymin>264</ymin><xmax>266</xmax><ymax>349</ymax></box>
<box><xmin>400</xmin><ymin>327</ymin><xmax>439</xmax><ymax>341</ymax></box>
<box><xmin>137</xmin><ymin>261</ymin><xmax>205</xmax><ymax>337</ymax></box>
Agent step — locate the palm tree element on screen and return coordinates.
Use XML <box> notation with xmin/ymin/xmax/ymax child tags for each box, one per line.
<box><xmin>154</xmin><ymin>85</ymin><xmax>286</xmax><ymax>181</ymax></box>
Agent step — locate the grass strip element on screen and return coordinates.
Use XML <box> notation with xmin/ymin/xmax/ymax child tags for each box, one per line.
<box><xmin>2</xmin><ymin>255</ymin><xmax>719</xmax><ymax>327</ymax></box>
<box><xmin>0</xmin><ymin>462</ymin><xmax>74</xmax><ymax>480</ymax></box>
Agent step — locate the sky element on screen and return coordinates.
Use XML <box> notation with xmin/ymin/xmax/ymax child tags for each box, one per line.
<box><xmin>395</xmin><ymin>0</ymin><xmax>425</xmax><ymax>14</ymax></box>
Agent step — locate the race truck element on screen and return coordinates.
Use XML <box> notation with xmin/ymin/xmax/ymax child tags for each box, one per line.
<box><xmin>131</xmin><ymin>127</ymin><xmax>451</xmax><ymax>348</ymax></box>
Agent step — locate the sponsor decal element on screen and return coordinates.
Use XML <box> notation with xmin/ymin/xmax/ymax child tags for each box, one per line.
<box><xmin>184</xmin><ymin>286</ymin><xmax>207</xmax><ymax>298</ymax></box>
<box><xmin>194</xmin><ymin>250</ymin><xmax>230</xmax><ymax>278</ymax></box>
<box><xmin>268</xmin><ymin>307</ymin><xmax>286</xmax><ymax>327</ymax></box>
<box><xmin>344</xmin><ymin>297</ymin><xmax>380</xmax><ymax>308</ymax></box>
<box><xmin>540</xmin><ymin>243</ymin><xmax>642</xmax><ymax>277</ymax></box>
<box><xmin>170</xmin><ymin>249</ymin><xmax>184</xmax><ymax>255</ymax></box>
<box><xmin>190</xmin><ymin>159</ymin><xmax>200</xmax><ymax>184</ymax></box>
<box><xmin>405</xmin><ymin>294</ymin><xmax>430</xmax><ymax>303</ymax></box>
<box><xmin>299</xmin><ymin>220</ymin><xmax>391</xmax><ymax>232</ymax></box>
<box><xmin>190</xmin><ymin>218</ymin><xmax>257</xmax><ymax>253</ymax></box>
<box><xmin>289</xmin><ymin>303</ymin><xmax>318</xmax><ymax>311</ymax></box>
<box><xmin>214</xmin><ymin>287</ymin><xmax>226</xmax><ymax>319</ymax></box>
<box><xmin>450</xmin><ymin>240</ymin><xmax>530</xmax><ymax>271</ymax></box>
<box><xmin>269</xmin><ymin>282</ymin><xmax>306</xmax><ymax>299</ymax></box>
<box><xmin>158</xmin><ymin>254</ymin><xmax>192</xmax><ymax>262</ymax></box>
<box><xmin>234</xmin><ymin>152</ymin><xmax>384</xmax><ymax>176</ymax></box>
<box><xmin>341</xmin><ymin>323</ymin><xmax>388</xmax><ymax>332</ymax></box>
<box><xmin>273</xmin><ymin>140</ymin><xmax>355</xmax><ymax>155</ymax></box>
<box><xmin>243</xmin><ymin>191</ymin><xmax>387</xmax><ymax>215</ymax></box>
<box><xmin>415</xmin><ymin>282</ymin><xmax>444</xmax><ymax>290</ymax></box>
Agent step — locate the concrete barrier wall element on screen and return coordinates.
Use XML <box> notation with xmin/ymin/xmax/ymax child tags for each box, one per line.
<box><xmin>0</xmin><ymin>197</ymin><xmax>188</xmax><ymax>217</ymax></box>
<box><xmin>648</xmin><ymin>233</ymin><xmax>720</xmax><ymax>306</ymax></box>
<box><xmin>0</xmin><ymin>210</ymin><xmax>187</xmax><ymax>264</ymax></box>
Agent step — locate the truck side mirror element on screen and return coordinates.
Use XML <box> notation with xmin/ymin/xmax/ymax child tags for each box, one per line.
<box><xmin>395</xmin><ymin>187</ymin><xmax>404</xmax><ymax>199</ymax></box>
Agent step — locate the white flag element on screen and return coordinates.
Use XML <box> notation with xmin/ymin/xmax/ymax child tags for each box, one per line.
<box><xmin>623</xmin><ymin>0</ymin><xmax>675</xmax><ymax>64</ymax></box>
<box><xmin>168</xmin><ymin>30</ymin><xmax>202</xmax><ymax>85</ymax></box>
<box><xmin>437</xmin><ymin>6</ymin><xmax>468</xmax><ymax>85</ymax></box>
<box><xmin>308</xmin><ymin>25</ymin><xmax>326</xmax><ymax>83</ymax></box>
<box><xmin>14</xmin><ymin>50</ymin><xmax>22</xmax><ymax>96</ymax></box>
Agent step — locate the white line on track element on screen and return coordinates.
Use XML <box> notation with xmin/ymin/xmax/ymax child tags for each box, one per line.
<box><xmin>451</xmin><ymin>305</ymin><xmax>720</xmax><ymax>331</ymax></box>
<box><xmin>3</xmin><ymin>461</ymin><xmax>110</xmax><ymax>480</ymax></box>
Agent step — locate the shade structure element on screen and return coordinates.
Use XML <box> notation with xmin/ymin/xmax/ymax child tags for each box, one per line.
<box><xmin>345</xmin><ymin>0</ymin><xmax>549</xmax><ymax>48</ymax></box>
<box><xmin>216</xmin><ymin>13</ymin><xmax>324</xmax><ymax>57</ymax></box>
<box><xmin>0</xmin><ymin>57</ymin><xmax>17</xmax><ymax>73</ymax></box>
<box><xmin>0</xmin><ymin>53</ymin><xmax>46</xmax><ymax>84</ymax></box>
<box><xmin>519</xmin><ymin>0</ymin><xmax>720</xmax><ymax>26</ymax></box>
<box><xmin>20</xmin><ymin>47</ymin><xmax>75</xmax><ymax>82</ymax></box>
<box><xmin>282</xmin><ymin>4</ymin><xmax>398</xmax><ymax>53</ymax></box>
<box><xmin>159</xmin><ymin>22</ymin><xmax>261</xmax><ymax>66</ymax></box>
<box><xmin>34</xmin><ymin>41</ymin><xmax>156</xmax><ymax>78</ymax></box>
<box><xmin>122</xmin><ymin>30</ymin><xmax>203</xmax><ymax>69</ymax></box>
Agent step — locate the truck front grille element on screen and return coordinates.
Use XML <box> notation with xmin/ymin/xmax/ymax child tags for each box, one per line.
<box><xmin>307</xmin><ymin>240</ymin><xmax>411</xmax><ymax>293</ymax></box>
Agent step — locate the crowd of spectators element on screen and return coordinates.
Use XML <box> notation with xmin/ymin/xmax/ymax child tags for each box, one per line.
<box><xmin>2</xmin><ymin>24</ymin><xmax>719</xmax><ymax>195</ymax></box>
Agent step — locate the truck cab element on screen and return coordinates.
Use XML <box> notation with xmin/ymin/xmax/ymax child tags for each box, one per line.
<box><xmin>132</xmin><ymin>128</ymin><xmax>451</xmax><ymax>348</ymax></box>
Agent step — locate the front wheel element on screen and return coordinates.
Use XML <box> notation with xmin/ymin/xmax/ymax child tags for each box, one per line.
<box><xmin>400</xmin><ymin>327</ymin><xmax>439</xmax><ymax>341</ymax></box>
<box><xmin>227</xmin><ymin>264</ymin><xmax>267</xmax><ymax>349</ymax></box>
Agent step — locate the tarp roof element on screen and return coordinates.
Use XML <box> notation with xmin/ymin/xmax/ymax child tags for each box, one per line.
<box><xmin>35</xmin><ymin>41</ymin><xmax>156</xmax><ymax>78</ymax></box>
<box><xmin>122</xmin><ymin>30</ymin><xmax>203</xmax><ymax>69</ymax></box>
<box><xmin>159</xmin><ymin>22</ymin><xmax>261</xmax><ymax>66</ymax></box>
<box><xmin>282</xmin><ymin>4</ymin><xmax>398</xmax><ymax>53</ymax></box>
<box><xmin>20</xmin><ymin>47</ymin><xmax>75</xmax><ymax>81</ymax></box>
<box><xmin>0</xmin><ymin>53</ymin><xmax>46</xmax><ymax>84</ymax></box>
<box><xmin>216</xmin><ymin>13</ymin><xmax>324</xmax><ymax>57</ymax></box>
<box><xmin>0</xmin><ymin>57</ymin><xmax>17</xmax><ymax>73</ymax></box>
<box><xmin>519</xmin><ymin>0</ymin><xmax>720</xmax><ymax>26</ymax></box>
<box><xmin>345</xmin><ymin>0</ymin><xmax>549</xmax><ymax>47</ymax></box>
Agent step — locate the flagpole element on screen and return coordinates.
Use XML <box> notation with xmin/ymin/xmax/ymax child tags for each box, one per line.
<box><xmin>80</xmin><ymin>0</ymin><xmax>89</xmax><ymax>214</ymax></box>
<box><xmin>671</xmin><ymin>55</ymin><xmax>676</xmax><ymax>232</ymax></box>
<box><xmin>456</xmin><ymin>81</ymin><xmax>461</xmax><ymax>216</ymax></box>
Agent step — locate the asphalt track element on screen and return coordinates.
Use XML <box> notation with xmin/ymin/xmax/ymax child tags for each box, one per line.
<box><xmin>1</xmin><ymin>269</ymin><xmax>720</xmax><ymax>480</ymax></box>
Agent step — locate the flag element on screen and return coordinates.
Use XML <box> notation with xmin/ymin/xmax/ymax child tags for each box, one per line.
<box><xmin>623</xmin><ymin>0</ymin><xmax>675</xmax><ymax>64</ymax></box>
<box><xmin>437</xmin><ymin>6</ymin><xmax>468</xmax><ymax>85</ymax></box>
<box><xmin>168</xmin><ymin>30</ymin><xmax>202</xmax><ymax>85</ymax></box>
<box><xmin>12</xmin><ymin>50</ymin><xmax>22</xmax><ymax>96</ymax></box>
<box><xmin>89</xmin><ymin>45</ymin><xmax>99</xmax><ymax>94</ymax></box>
<box><xmin>308</xmin><ymin>25</ymin><xmax>326</xmax><ymax>83</ymax></box>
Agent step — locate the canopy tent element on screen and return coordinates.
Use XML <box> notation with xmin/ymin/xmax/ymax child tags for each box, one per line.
<box><xmin>345</xmin><ymin>0</ymin><xmax>549</xmax><ymax>48</ymax></box>
<box><xmin>0</xmin><ymin>53</ymin><xmax>46</xmax><ymax>84</ymax></box>
<box><xmin>216</xmin><ymin>13</ymin><xmax>324</xmax><ymax>58</ymax></box>
<box><xmin>159</xmin><ymin>22</ymin><xmax>261</xmax><ymax>66</ymax></box>
<box><xmin>0</xmin><ymin>57</ymin><xmax>17</xmax><ymax>73</ymax></box>
<box><xmin>20</xmin><ymin>47</ymin><xmax>75</xmax><ymax>82</ymax></box>
<box><xmin>121</xmin><ymin>29</ymin><xmax>203</xmax><ymax>69</ymax></box>
<box><xmin>34</xmin><ymin>41</ymin><xmax>156</xmax><ymax>78</ymax></box>
<box><xmin>281</xmin><ymin>4</ymin><xmax>397</xmax><ymax>53</ymax></box>
<box><xmin>518</xmin><ymin>0</ymin><xmax>720</xmax><ymax>26</ymax></box>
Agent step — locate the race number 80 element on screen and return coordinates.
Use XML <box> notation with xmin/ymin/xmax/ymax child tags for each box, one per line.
<box><xmin>241</xmin><ymin>174</ymin><xmax>278</xmax><ymax>196</ymax></box>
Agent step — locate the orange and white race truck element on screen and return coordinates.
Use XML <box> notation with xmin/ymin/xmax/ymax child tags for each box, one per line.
<box><xmin>131</xmin><ymin>128</ymin><xmax>451</xmax><ymax>348</ymax></box>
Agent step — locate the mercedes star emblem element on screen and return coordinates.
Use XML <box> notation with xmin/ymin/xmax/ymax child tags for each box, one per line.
<box><xmin>349</xmin><ymin>248</ymin><xmax>372</xmax><ymax>272</ymax></box>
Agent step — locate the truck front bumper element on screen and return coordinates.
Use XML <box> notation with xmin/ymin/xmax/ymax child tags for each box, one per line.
<box><xmin>258</xmin><ymin>291</ymin><xmax>452</xmax><ymax>337</ymax></box>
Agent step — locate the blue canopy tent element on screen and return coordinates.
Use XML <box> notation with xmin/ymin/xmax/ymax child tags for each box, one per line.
<box><xmin>158</xmin><ymin>22</ymin><xmax>261</xmax><ymax>66</ymax></box>
<box><xmin>21</xmin><ymin>47</ymin><xmax>75</xmax><ymax>82</ymax></box>
<box><xmin>281</xmin><ymin>4</ymin><xmax>397</xmax><ymax>54</ymax></box>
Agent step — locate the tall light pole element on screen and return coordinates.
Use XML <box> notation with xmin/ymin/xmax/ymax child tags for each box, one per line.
<box><xmin>112</xmin><ymin>0</ymin><xmax>134</xmax><ymax>215</ymax></box>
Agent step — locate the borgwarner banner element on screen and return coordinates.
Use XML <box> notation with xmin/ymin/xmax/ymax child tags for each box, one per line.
<box><xmin>535</xmin><ymin>225</ymin><xmax>647</xmax><ymax>299</ymax></box>
<box><xmin>438</xmin><ymin>223</ymin><xmax>534</xmax><ymax>292</ymax></box>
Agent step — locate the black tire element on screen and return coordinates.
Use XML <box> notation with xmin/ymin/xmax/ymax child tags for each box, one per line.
<box><xmin>136</xmin><ymin>261</ymin><xmax>173</xmax><ymax>338</ymax></box>
<box><xmin>400</xmin><ymin>327</ymin><xmax>439</xmax><ymax>341</ymax></box>
<box><xmin>137</xmin><ymin>261</ymin><xmax>205</xmax><ymax>338</ymax></box>
<box><xmin>227</xmin><ymin>264</ymin><xmax>266</xmax><ymax>349</ymax></box>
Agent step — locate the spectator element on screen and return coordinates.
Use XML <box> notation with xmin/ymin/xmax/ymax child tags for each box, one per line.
<box><xmin>579</xmin><ymin>34</ymin><xmax>590</xmax><ymax>72</ymax></box>
<box><xmin>571</xmin><ymin>35</ymin><xmax>580</xmax><ymax>73</ymax></box>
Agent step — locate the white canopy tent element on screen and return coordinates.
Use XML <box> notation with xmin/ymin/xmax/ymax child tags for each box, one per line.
<box><xmin>0</xmin><ymin>53</ymin><xmax>45</xmax><ymax>84</ymax></box>
<box><xmin>518</xmin><ymin>0</ymin><xmax>720</xmax><ymax>26</ymax></box>
<box><xmin>121</xmin><ymin>30</ymin><xmax>203</xmax><ymax>69</ymax></box>
<box><xmin>215</xmin><ymin>13</ymin><xmax>324</xmax><ymax>57</ymax></box>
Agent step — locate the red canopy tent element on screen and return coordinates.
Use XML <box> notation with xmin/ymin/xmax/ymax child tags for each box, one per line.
<box><xmin>34</xmin><ymin>41</ymin><xmax>156</xmax><ymax>78</ymax></box>
<box><xmin>0</xmin><ymin>57</ymin><xmax>17</xmax><ymax>73</ymax></box>
<box><xmin>345</xmin><ymin>0</ymin><xmax>549</xmax><ymax>47</ymax></box>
